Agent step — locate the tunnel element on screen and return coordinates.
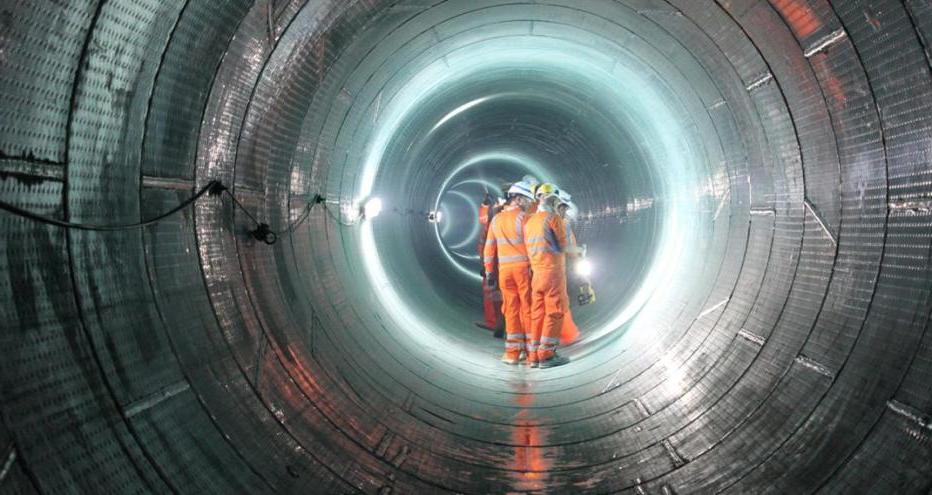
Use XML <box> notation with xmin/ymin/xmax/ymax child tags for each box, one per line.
<box><xmin>1</xmin><ymin>0</ymin><xmax>931</xmax><ymax>493</ymax></box>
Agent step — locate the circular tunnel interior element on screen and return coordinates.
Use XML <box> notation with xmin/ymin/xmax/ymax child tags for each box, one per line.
<box><xmin>1</xmin><ymin>0</ymin><xmax>931</xmax><ymax>494</ymax></box>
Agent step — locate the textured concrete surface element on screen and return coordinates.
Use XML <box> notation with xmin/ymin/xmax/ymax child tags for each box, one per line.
<box><xmin>1</xmin><ymin>1</ymin><xmax>931</xmax><ymax>493</ymax></box>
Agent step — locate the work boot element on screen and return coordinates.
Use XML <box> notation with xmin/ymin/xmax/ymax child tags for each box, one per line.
<box><xmin>526</xmin><ymin>347</ymin><xmax>539</xmax><ymax>367</ymax></box>
<box><xmin>538</xmin><ymin>353</ymin><xmax>569</xmax><ymax>369</ymax></box>
<box><xmin>501</xmin><ymin>353</ymin><xmax>520</xmax><ymax>365</ymax></box>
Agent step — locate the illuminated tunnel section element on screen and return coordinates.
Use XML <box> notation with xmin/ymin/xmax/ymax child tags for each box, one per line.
<box><xmin>1</xmin><ymin>1</ymin><xmax>931</xmax><ymax>494</ymax></box>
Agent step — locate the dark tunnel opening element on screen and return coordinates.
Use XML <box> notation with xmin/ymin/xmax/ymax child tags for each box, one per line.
<box><xmin>375</xmin><ymin>78</ymin><xmax>662</xmax><ymax>342</ymax></box>
<box><xmin>1</xmin><ymin>1</ymin><xmax>932</xmax><ymax>494</ymax></box>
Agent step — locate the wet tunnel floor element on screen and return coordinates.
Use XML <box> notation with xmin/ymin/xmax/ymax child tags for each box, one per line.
<box><xmin>3</xmin><ymin>0</ymin><xmax>932</xmax><ymax>493</ymax></box>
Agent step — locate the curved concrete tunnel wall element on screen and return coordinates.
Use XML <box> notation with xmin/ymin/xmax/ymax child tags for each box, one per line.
<box><xmin>1</xmin><ymin>0</ymin><xmax>931</xmax><ymax>493</ymax></box>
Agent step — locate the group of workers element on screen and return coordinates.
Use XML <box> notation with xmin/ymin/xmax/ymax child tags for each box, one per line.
<box><xmin>479</xmin><ymin>177</ymin><xmax>586</xmax><ymax>369</ymax></box>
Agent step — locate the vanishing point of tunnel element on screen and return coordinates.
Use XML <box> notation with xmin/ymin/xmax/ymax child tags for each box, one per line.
<box><xmin>1</xmin><ymin>0</ymin><xmax>932</xmax><ymax>493</ymax></box>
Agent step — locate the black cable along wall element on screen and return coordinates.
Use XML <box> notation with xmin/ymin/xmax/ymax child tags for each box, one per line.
<box><xmin>1</xmin><ymin>0</ymin><xmax>931</xmax><ymax>493</ymax></box>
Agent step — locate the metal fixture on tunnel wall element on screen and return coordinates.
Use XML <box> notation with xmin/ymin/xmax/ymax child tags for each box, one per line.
<box><xmin>1</xmin><ymin>1</ymin><xmax>932</xmax><ymax>494</ymax></box>
<box><xmin>0</xmin><ymin>178</ymin><xmax>361</xmax><ymax>247</ymax></box>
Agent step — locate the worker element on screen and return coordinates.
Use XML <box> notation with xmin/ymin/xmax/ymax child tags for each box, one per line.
<box><xmin>524</xmin><ymin>183</ymin><xmax>570</xmax><ymax>368</ymax></box>
<box><xmin>522</xmin><ymin>175</ymin><xmax>540</xmax><ymax>192</ymax></box>
<box><xmin>556</xmin><ymin>190</ymin><xmax>580</xmax><ymax>346</ymax></box>
<box><xmin>522</xmin><ymin>175</ymin><xmax>540</xmax><ymax>215</ymax></box>
<box><xmin>483</xmin><ymin>180</ymin><xmax>536</xmax><ymax>364</ymax></box>
<box><xmin>477</xmin><ymin>192</ymin><xmax>504</xmax><ymax>335</ymax></box>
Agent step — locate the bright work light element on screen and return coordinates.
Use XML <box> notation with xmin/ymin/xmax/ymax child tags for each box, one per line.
<box><xmin>362</xmin><ymin>197</ymin><xmax>383</xmax><ymax>219</ymax></box>
<box><xmin>576</xmin><ymin>259</ymin><xmax>593</xmax><ymax>278</ymax></box>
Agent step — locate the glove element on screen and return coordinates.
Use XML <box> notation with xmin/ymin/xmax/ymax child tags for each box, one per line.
<box><xmin>480</xmin><ymin>267</ymin><xmax>486</xmax><ymax>279</ymax></box>
<box><xmin>486</xmin><ymin>273</ymin><xmax>498</xmax><ymax>289</ymax></box>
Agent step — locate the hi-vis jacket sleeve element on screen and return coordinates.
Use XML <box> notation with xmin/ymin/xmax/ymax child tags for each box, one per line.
<box><xmin>565</xmin><ymin>223</ymin><xmax>578</xmax><ymax>256</ymax></box>
<box><xmin>483</xmin><ymin>216</ymin><xmax>499</xmax><ymax>274</ymax></box>
<box><xmin>548</xmin><ymin>214</ymin><xmax>568</xmax><ymax>253</ymax></box>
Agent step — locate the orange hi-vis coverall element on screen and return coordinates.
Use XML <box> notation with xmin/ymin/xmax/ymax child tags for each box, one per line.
<box><xmin>525</xmin><ymin>210</ymin><xmax>568</xmax><ymax>363</ymax></box>
<box><xmin>483</xmin><ymin>205</ymin><xmax>532</xmax><ymax>360</ymax></box>
<box><xmin>478</xmin><ymin>203</ymin><xmax>502</xmax><ymax>329</ymax></box>
<box><xmin>561</xmin><ymin>224</ymin><xmax>580</xmax><ymax>345</ymax></box>
<box><xmin>478</xmin><ymin>203</ymin><xmax>494</xmax><ymax>254</ymax></box>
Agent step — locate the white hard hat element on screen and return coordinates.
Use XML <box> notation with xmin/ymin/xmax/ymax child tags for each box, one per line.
<box><xmin>565</xmin><ymin>202</ymin><xmax>579</xmax><ymax>220</ymax></box>
<box><xmin>557</xmin><ymin>189</ymin><xmax>572</xmax><ymax>206</ymax></box>
<box><xmin>521</xmin><ymin>175</ymin><xmax>540</xmax><ymax>187</ymax></box>
<box><xmin>507</xmin><ymin>181</ymin><xmax>535</xmax><ymax>199</ymax></box>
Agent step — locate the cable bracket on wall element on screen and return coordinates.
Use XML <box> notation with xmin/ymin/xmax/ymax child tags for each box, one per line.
<box><xmin>0</xmin><ymin>180</ymin><xmax>221</xmax><ymax>231</ymax></box>
<box><xmin>746</xmin><ymin>73</ymin><xmax>773</xmax><ymax>92</ymax></box>
<box><xmin>886</xmin><ymin>399</ymin><xmax>932</xmax><ymax>432</ymax></box>
<box><xmin>737</xmin><ymin>328</ymin><xmax>766</xmax><ymax>347</ymax></box>
<box><xmin>661</xmin><ymin>439</ymin><xmax>687</xmax><ymax>468</ymax></box>
<box><xmin>0</xmin><ymin>179</ymin><xmax>329</xmax><ymax>245</ymax></box>
<box><xmin>712</xmin><ymin>189</ymin><xmax>730</xmax><ymax>222</ymax></box>
<box><xmin>698</xmin><ymin>297</ymin><xmax>729</xmax><ymax>318</ymax></box>
<box><xmin>749</xmin><ymin>207</ymin><xmax>775</xmax><ymax>216</ymax></box>
<box><xmin>803</xmin><ymin>29</ymin><xmax>847</xmax><ymax>58</ymax></box>
<box><xmin>633</xmin><ymin>398</ymin><xmax>651</xmax><ymax>419</ymax></box>
<box><xmin>0</xmin><ymin>447</ymin><xmax>16</xmax><ymax>484</ymax></box>
<box><xmin>889</xmin><ymin>198</ymin><xmax>932</xmax><ymax>215</ymax></box>
<box><xmin>124</xmin><ymin>381</ymin><xmax>191</xmax><ymax>418</ymax></box>
<box><xmin>804</xmin><ymin>198</ymin><xmax>837</xmax><ymax>247</ymax></box>
<box><xmin>794</xmin><ymin>355</ymin><xmax>834</xmax><ymax>379</ymax></box>
<box><xmin>600</xmin><ymin>368</ymin><xmax>623</xmax><ymax>394</ymax></box>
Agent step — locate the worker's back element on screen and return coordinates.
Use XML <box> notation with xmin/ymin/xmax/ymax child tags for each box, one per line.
<box><xmin>483</xmin><ymin>205</ymin><xmax>529</xmax><ymax>271</ymax></box>
<box><xmin>524</xmin><ymin>210</ymin><xmax>567</xmax><ymax>271</ymax></box>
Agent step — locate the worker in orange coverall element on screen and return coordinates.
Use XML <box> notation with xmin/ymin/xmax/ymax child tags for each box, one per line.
<box><xmin>524</xmin><ymin>183</ymin><xmax>570</xmax><ymax>368</ymax></box>
<box><xmin>556</xmin><ymin>189</ymin><xmax>580</xmax><ymax>346</ymax></box>
<box><xmin>522</xmin><ymin>175</ymin><xmax>540</xmax><ymax>215</ymax></box>
<box><xmin>483</xmin><ymin>181</ymin><xmax>537</xmax><ymax>364</ymax></box>
<box><xmin>477</xmin><ymin>192</ymin><xmax>504</xmax><ymax>336</ymax></box>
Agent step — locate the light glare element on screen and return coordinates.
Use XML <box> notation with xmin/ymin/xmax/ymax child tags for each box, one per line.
<box><xmin>576</xmin><ymin>259</ymin><xmax>593</xmax><ymax>277</ymax></box>
<box><xmin>363</xmin><ymin>197</ymin><xmax>383</xmax><ymax>219</ymax></box>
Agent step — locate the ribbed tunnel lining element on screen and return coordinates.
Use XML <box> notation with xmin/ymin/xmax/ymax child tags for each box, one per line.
<box><xmin>1</xmin><ymin>1</ymin><xmax>931</xmax><ymax>493</ymax></box>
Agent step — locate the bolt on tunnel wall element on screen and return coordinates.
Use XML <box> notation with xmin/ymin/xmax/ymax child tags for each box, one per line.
<box><xmin>1</xmin><ymin>0</ymin><xmax>932</xmax><ymax>494</ymax></box>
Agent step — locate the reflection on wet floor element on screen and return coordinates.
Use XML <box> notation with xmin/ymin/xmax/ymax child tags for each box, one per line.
<box><xmin>508</xmin><ymin>380</ymin><xmax>552</xmax><ymax>493</ymax></box>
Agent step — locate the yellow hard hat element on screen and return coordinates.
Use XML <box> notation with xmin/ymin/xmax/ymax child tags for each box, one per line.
<box><xmin>536</xmin><ymin>182</ymin><xmax>558</xmax><ymax>198</ymax></box>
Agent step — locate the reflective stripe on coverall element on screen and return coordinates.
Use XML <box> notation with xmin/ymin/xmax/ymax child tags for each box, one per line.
<box><xmin>478</xmin><ymin>203</ymin><xmax>502</xmax><ymax>329</ymax></box>
<box><xmin>483</xmin><ymin>205</ymin><xmax>531</xmax><ymax>359</ymax></box>
<box><xmin>524</xmin><ymin>211</ymin><xmax>568</xmax><ymax>362</ymax></box>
